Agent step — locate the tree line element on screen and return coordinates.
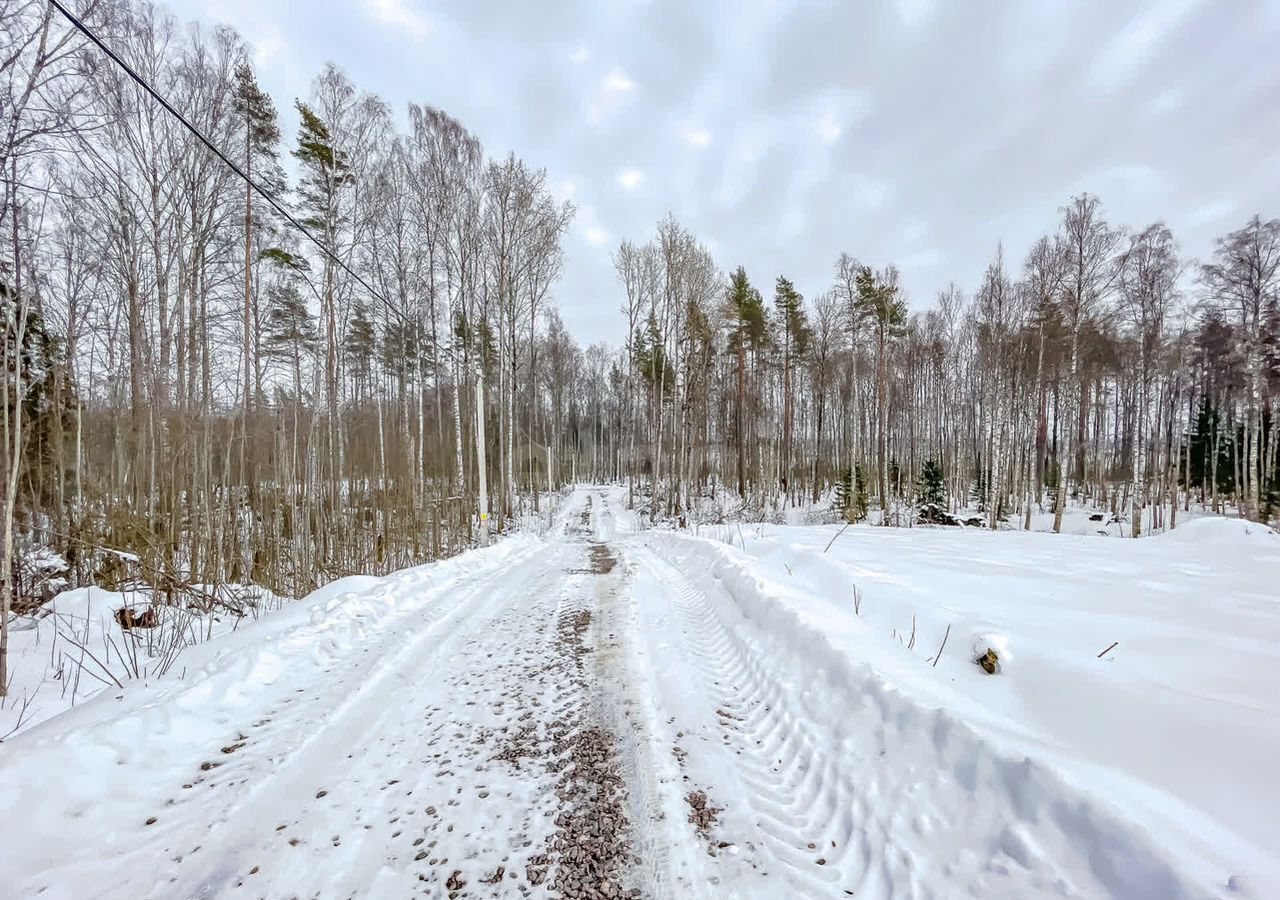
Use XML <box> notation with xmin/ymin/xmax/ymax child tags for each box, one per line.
<box><xmin>609</xmin><ymin>204</ymin><xmax>1279</xmax><ymax>533</ymax></box>
<box><xmin>1</xmin><ymin>0</ymin><xmax>580</xmax><ymax>693</ymax></box>
<box><xmin>3</xmin><ymin>2</ymin><xmax>1278</xmax><ymax>695</ymax></box>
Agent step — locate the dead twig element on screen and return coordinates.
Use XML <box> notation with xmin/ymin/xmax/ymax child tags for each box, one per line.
<box><xmin>1</xmin><ymin>689</ymin><xmax>38</xmax><ymax>741</ymax></box>
<box><xmin>53</xmin><ymin>625</ymin><xmax>124</xmax><ymax>689</ymax></box>
<box><xmin>823</xmin><ymin>523</ymin><xmax>850</xmax><ymax>553</ymax></box>
<box><xmin>932</xmin><ymin>624</ymin><xmax>951</xmax><ymax>668</ymax></box>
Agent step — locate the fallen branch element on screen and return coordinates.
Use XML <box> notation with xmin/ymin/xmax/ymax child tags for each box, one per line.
<box><xmin>1097</xmin><ymin>640</ymin><xmax>1119</xmax><ymax>659</ymax></box>
<box><xmin>823</xmin><ymin>523</ymin><xmax>851</xmax><ymax>553</ymax></box>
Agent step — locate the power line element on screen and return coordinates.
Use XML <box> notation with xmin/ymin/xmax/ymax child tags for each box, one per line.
<box><xmin>48</xmin><ymin>0</ymin><xmax>404</xmax><ymax>323</ymax></box>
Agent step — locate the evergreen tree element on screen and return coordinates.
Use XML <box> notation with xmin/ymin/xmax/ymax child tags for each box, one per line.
<box><xmin>264</xmin><ymin>282</ymin><xmax>317</xmax><ymax>400</ymax></box>
<box><xmin>233</xmin><ymin>64</ymin><xmax>283</xmax><ymax>183</ymax></box>
<box><xmin>918</xmin><ymin>459</ymin><xmax>946</xmax><ymax>507</ymax></box>
<box><xmin>832</xmin><ymin>464</ymin><xmax>869</xmax><ymax>523</ymax></box>
<box><xmin>293</xmin><ymin>101</ymin><xmax>350</xmax><ymax>479</ymax></box>
<box><xmin>635</xmin><ymin>309</ymin><xmax>674</xmax><ymax>396</ymax></box>
<box><xmin>1184</xmin><ymin>395</ymin><xmax>1238</xmax><ymax>497</ymax></box>
<box><xmin>726</xmin><ymin>266</ymin><xmax>766</xmax><ymax>496</ymax></box>
<box><xmin>917</xmin><ymin>459</ymin><xmax>953</xmax><ymax>524</ymax></box>
<box><xmin>1</xmin><ymin>284</ymin><xmax>77</xmax><ymax>518</ymax></box>
<box><xmin>232</xmin><ymin>62</ymin><xmax>281</xmax><ymax>421</ymax></box>
<box><xmin>293</xmin><ymin>102</ymin><xmax>349</xmax><ymax>229</ymax></box>
<box><xmin>774</xmin><ymin>275</ymin><xmax>810</xmax><ymax>495</ymax></box>
<box><xmin>970</xmin><ymin>463</ymin><xmax>988</xmax><ymax>512</ymax></box>
<box><xmin>345</xmin><ymin>303</ymin><xmax>376</xmax><ymax>402</ymax></box>
<box><xmin>853</xmin><ymin>265</ymin><xmax>908</xmax><ymax>515</ymax></box>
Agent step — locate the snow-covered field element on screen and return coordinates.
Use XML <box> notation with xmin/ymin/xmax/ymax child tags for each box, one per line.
<box><xmin>0</xmin><ymin>486</ymin><xmax>1275</xmax><ymax>898</ymax></box>
<box><xmin>674</xmin><ymin>511</ymin><xmax>1280</xmax><ymax>896</ymax></box>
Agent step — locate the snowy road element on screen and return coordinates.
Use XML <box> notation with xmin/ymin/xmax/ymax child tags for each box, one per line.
<box><xmin>0</xmin><ymin>488</ymin><xmax>1217</xmax><ymax>899</ymax></box>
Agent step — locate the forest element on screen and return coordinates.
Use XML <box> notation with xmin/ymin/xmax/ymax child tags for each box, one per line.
<box><xmin>3</xmin><ymin>1</ymin><xmax>1279</xmax><ymax>695</ymax></box>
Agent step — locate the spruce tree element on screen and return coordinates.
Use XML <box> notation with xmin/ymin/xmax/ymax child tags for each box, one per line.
<box><xmin>832</xmin><ymin>465</ymin><xmax>869</xmax><ymax>523</ymax></box>
<box><xmin>265</xmin><ymin>282</ymin><xmax>317</xmax><ymax>401</ymax></box>
<box><xmin>345</xmin><ymin>303</ymin><xmax>376</xmax><ymax>403</ymax></box>
<box><xmin>917</xmin><ymin>459</ymin><xmax>950</xmax><ymax>524</ymax></box>
<box><xmin>918</xmin><ymin>459</ymin><xmax>946</xmax><ymax>507</ymax></box>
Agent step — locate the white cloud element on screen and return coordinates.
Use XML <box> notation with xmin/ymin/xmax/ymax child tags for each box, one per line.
<box><xmin>1088</xmin><ymin>164</ymin><xmax>1165</xmax><ymax>196</ymax></box>
<box><xmin>899</xmin><ymin>248</ymin><xmax>942</xmax><ymax>270</ymax></box>
<box><xmin>570</xmin><ymin>44</ymin><xmax>590</xmax><ymax>65</ymax></box>
<box><xmin>365</xmin><ymin>0</ymin><xmax>432</xmax><ymax>40</ymax></box>
<box><xmin>586</xmin><ymin>66</ymin><xmax>638</xmax><ymax>124</ymax></box>
<box><xmin>550</xmin><ymin>178</ymin><xmax>581</xmax><ymax>205</ymax></box>
<box><xmin>815</xmin><ymin>111</ymin><xmax>842</xmax><ymax>144</ymax></box>
<box><xmin>851</xmin><ymin>174</ymin><xmax>892</xmax><ymax>212</ymax></box>
<box><xmin>252</xmin><ymin>31</ymin><xmax>286</xmax><ymax>67</ymax></box>
<box><xmin>895</xmin><ymin>0</ymin><xmax>933</xmax><ymax>27</ymax></box>
<box><xmin>584</xmin><ymin>225</ymin><xmax>610</xmax><ymax>246</ymax></box>
<box><xmin>680</xmin><ymin>124</ymin><xmax>712</xmax><ymax>148</ymax></box>
<box><xmin>618</xmin><ymin>169</ymin><xmax>645</xmax><ymax>190</ymax></box>
<box><xmin>716</xmin><ymin>123</ymin><xmax>768</xmax><ymax>205</ymax></box>
<box><xmin>1090</xmin><ymin>0</ymin><xmax>1200</xmax><ymax>87</ymax></box>
<box><xmin>601</xmin><ymin>67</ymin><xmax>636</xmax><ymax>94</ymax></box>
<box><xmin>1187</xmin><ymin>199</ymin><xmax>1234</xmax><ymax>228</ymax></box>
<box><xmin>902</xmin><ymin>220</ymin><xmax>930</xmax><ymax>243</ymax></box>
<box><xmin>1151</xmin><ymin>89</ymin><xmax>1183</xmax><ymax>115</ymax></box>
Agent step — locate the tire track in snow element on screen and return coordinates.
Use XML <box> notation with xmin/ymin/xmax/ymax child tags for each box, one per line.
<box><xmin>177</xmin><ymin>491</ymin><xmax>648</xmax><ymax>900</ymax></box>
<box><xmin>629</xmin><ymin>546</ymin><xmax>856</xmax><ymax>898</ymax></box>
<box><xmin>628</xmin><ymin>533</ymin><xmax>1209</xmax><ymax>900</ymax></box>
<box><xmin>172</xmin><ymin>541</ymin><xmax>560</xmax><ymax>899</ymax></box>
<box><xmin>587</xmin><ymin>531</ymin><xmax>711</xmax><ymax>900</ymax></box>
<box><xmin>3</xmin><ymin>539</ymin><xmax>549</xmax><ymax>900</ymax></box>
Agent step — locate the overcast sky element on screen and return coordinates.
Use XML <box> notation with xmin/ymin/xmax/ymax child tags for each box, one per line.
<box><xmin>164</xmin><ymin>0</ymin><xmax>1280</xmax><ymax>346</ymax></box>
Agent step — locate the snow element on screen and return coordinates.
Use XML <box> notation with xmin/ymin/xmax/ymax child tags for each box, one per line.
<box><xmin>0</xmin><ymin>533</ymin><xmax>542</xmax><ymax>899</ymax></box>
<box><xmin>1</xmin><ymin>487</ymin><xmax>1275</xmax><ymax>899</ymax></box>
<box><xmin>1</xmin><ymin>582</ymin><xmax>292</xmax><ymax>738</ymax></box>
<box><xmin>675</xmin><ymin>512</ymin><xmax>1280</xmax><ymax>895</ymax></box>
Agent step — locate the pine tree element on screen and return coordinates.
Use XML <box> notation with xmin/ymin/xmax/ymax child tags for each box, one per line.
<box><xmin>725</xmin><ymin>267</ymin><xmax>767</xmax><ymax>496</ymax></box>
<box><xmin>293</xmin><ymin>101</ymin><xmax>350</xmax><ymax>494</ymax></box>
<box><xmin>853</xmin><ymin>265</ymin><xmax>908</xmax><ymax>516</ymax></box>
<box><xmin>774</xmin><ymin>275</ymin><xmax>810</xmax><ymax>497</ymax></box>
<box><xmin>232</xmin><ymin>62</ymin><xmax>282</xmax><ymax>494</ymax></box>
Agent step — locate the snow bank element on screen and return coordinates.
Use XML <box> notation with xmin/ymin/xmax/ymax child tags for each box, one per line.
<box><xmin>0</xmin><ymin>534</ymin><xmax>542</xmax><ymax>899</ymax></box>
<box><xmin>1152</xmin><ymin>515</ymin><xmax>1280</xmax><ymax>548</ymax></box>
<box><xmin>641</xmin><ymin>522</ymin><xmax>1280</xmax><ymax>896</ymax></box>
<box><xmin>2</xmin><ymin>583</ymin><xmax>291</xmax><ymax>738</ymax></box>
